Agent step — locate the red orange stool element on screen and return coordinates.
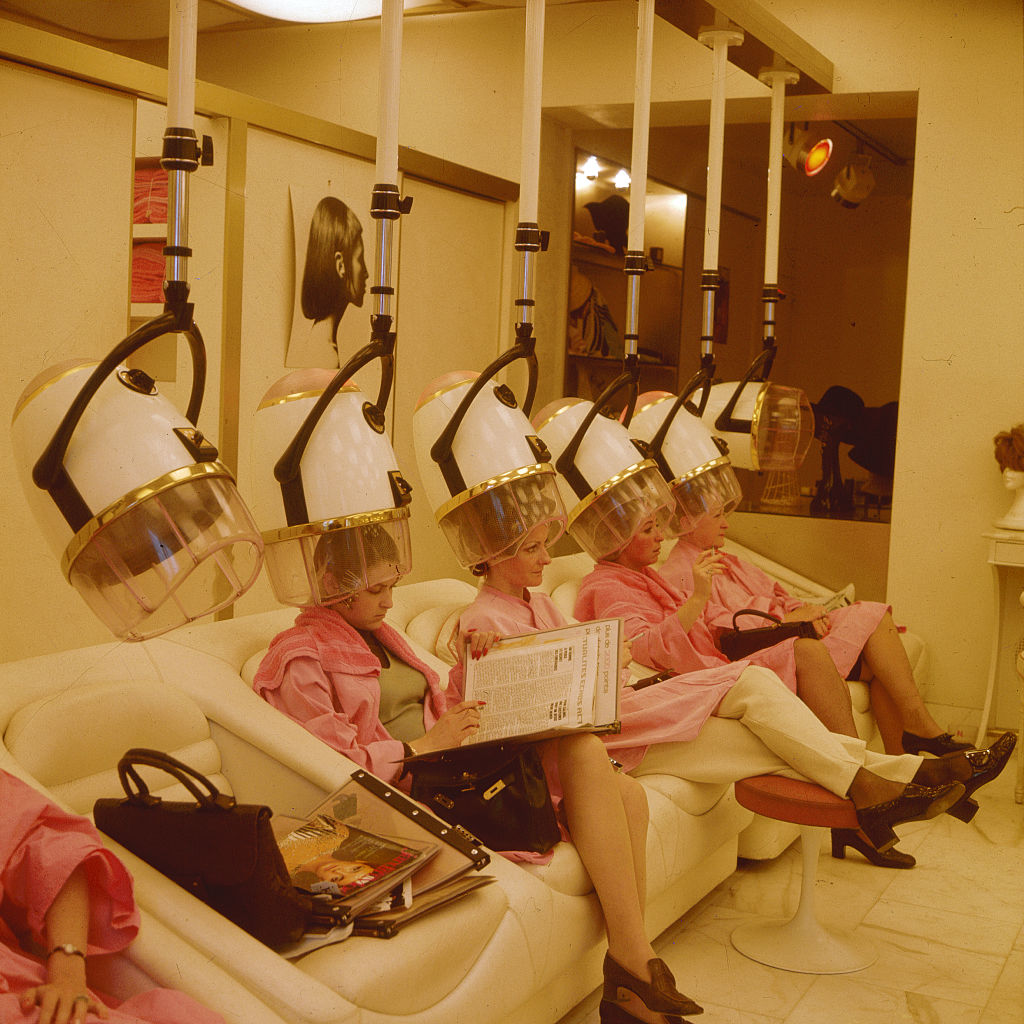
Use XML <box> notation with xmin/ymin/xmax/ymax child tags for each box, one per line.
<box><xmin>730</xmin><ymin>775</ymin><xmax>877</xmax><ymax>974</ymax></box>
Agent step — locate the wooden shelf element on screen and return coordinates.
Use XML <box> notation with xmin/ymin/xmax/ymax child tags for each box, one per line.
<box><xmin>571</xmin><ymin>242</ymin><xmax>621</xmax><ymax>269</ymax></box>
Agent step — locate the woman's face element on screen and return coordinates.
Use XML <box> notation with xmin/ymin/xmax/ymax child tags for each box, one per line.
<box><xmin>487</xmin><ymin>523</ymin><xmax>552</xmax><ymax>595</ymax></box>
<box><xmin>336</xmin><ymin>578</ymin><xmax>397</xmax><ymax>631</ymax></box>
<box><xmin>616</xmin><ymin>514</ymin><xmax>663</xmax><ymax>570</ymax></box>
<box><xmin>687</xmin><ymin>512</ymin><xmax>729</xmax><ymax>549</ymax></box>
<box><xmin>336</xmin><ymin>232</ymin><xmax>368</xmax><ymax>308</ymax></box>
<box><xmin>317</xmin><ymin>858</ymin><xmax>374</xmax><ymax>886</ymax></box>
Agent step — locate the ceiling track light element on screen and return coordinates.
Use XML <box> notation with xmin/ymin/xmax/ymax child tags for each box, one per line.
<box><xmin>783</xmin><ymin>123</ymin><xmax>834</xmax><ymax>177</ymax></box>
<box><xmin>831</xmin><ymin>152</ymin><xmax>876</xmax><ymax>208</ymax></box>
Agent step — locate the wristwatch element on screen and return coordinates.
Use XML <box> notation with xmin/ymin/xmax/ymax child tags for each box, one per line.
<box><xmin>49</xmin><ymin>943</ymin><xmax>86</xmax><ymax>960</ymax></box>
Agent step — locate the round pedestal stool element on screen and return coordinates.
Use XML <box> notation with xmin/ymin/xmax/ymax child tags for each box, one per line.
<box><xmin>730</xmin><ymin>775</ymin><xmax>877</xmax><ymax>974</ymax></box>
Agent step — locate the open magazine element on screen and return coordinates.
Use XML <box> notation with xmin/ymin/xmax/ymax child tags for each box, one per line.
<box><xmin>274</xmin><ymin>770</ymin><xmax>493</xmax><ymax>949</ymax></box>
<box><xmin>277</xmin><ymin>813</ymin><xmax>432</xmax><ymax>925</ymax></box>
<box><xmin>307</xmin><ymin>770</ymin><xmax>490</xmax><ymax>897</ymax></box>
<box><xmin>455</xmin><ymin>616</ymin><xmax>622</xmax><ymax>746</ymax></box>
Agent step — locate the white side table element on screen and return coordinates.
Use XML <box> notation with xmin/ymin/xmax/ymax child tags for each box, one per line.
<box><xmin>978</xmin><ymin>534</ymin><xmax>1024</xmax><ymax>783</ymax></box>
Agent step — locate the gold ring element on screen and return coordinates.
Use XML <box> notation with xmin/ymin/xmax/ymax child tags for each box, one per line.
<box><xmin>73</xmin><ymin>995</ymin><xmax>90</xmax><ymax>1003</ymax></box>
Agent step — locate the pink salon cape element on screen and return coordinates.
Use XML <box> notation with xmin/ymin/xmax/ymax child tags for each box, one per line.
<box><xmin>0</xmin><ymin>771</ymin><xmax>223</xmax><ymax>1024</ymax></box>
<box><xmin>254</xmin><ymin>605</ymin><xmax>460</xmax><ymax>787</ymax></box>
<box><xmin>575</xmin><ymin>560</ymin><xmax>805</xmax><ymax>690</ymax></box>
<box><xmin>660</xmin><ymin>538</ymin><xmax>889</xmax><ymax>679</ymax></box>
<box><xmin>458</xmin><ymin>584</ymin><xmax>745</xmax><ymax>773</ymax></box>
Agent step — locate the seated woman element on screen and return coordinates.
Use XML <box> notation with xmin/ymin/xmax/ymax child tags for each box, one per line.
<box><xmin>572</xmin><ymin>506</ymin><xmax>1015</xmax><ymax>867</ymax></box>
<box><xmin>254</xmin><ymin>525</ymin><xmax>702</xmax><ymax>1024</ymax></box>
<box><xmin>658</xmin><ymin>508</ymin><xmax>970</xmax><ymax>758</ymax></box>
<box><xmin>576</xmin><ymin>505</ymin><xmax>881</xmax><ymax>745</ymax></box>
<box><xmin>2</xmin><ymin>769</ymin><xmax>224</xmax><ymax>1024</ymax></box>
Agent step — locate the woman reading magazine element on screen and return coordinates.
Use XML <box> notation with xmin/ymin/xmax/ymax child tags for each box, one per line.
<box><xmin>253</xmin><ymin>524</ymin><xmax>704</xmax><ymax>1024</ymax></box>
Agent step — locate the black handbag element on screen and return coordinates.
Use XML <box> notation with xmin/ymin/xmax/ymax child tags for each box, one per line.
<box><xmin>93</xmin><ymin>748</ymin><xmax>336</xmax><ymax>947</ymax></box>
<box><xmin>717</xmin><ymin>608</ymin><xmax>818</xmax><ymax>661</ymax></box>
<box><xmin>407</xmin><ymin>742</ymin><xmax>560</xmax><ymax>855</ymax></box>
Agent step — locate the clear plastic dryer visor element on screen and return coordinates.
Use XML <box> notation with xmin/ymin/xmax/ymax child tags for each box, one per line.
<box><xmin>670</xmin><ymin>460</ymin><xmax>743</xmax><ymax>531</ymax></box>
<box><xmin>569</xmin><ymin>462</ymin><xmax>678</xmax><ymax>563</ymax></box>
<box><xmin>631</xmin><ymin>390</ymin><xmax>743</xmax><ymax>532</ymax></box>
<box><xmin>12</xmin><ymin>348</ymin><xmax>263</xmax><ymax>642</ymax></box>
<box><xmin>65</xmin><ymin>464</ymin><xmax>263</xmax><ymax>641</ymax></box>
<box><xmin>435</xmin><ymin>464</ymin><xmax>565</xmax><ymax>571</ymax></box>
<box><xmin>263</xmin><ymin>511</ymin><xmax>412</xmax><ymax>608</ymax></box>
<box><xmin>702</xmin><ymin>381</ymin><xmax>814</xmax><ymax>472</ymax></box>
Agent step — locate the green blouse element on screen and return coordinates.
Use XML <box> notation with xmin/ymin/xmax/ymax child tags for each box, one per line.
<box><xmin>360</xmin><ymin>630</ymin><xmax>429</xmax><ymax>743</ymax></box>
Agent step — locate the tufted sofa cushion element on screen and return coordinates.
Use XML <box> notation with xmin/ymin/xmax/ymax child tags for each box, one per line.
<box><xmin>5</xmin><ymin>678</ymin><xmax>229</xmax><ymax>815</ymax></box>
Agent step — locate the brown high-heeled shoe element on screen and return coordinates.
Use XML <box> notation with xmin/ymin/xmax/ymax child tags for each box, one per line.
<box><xmin>945</xmin><ymin>731</ymin><xmax>1017</xmax><ymax>822</ymax></box>
<box><xmin>598</xmin><ymin>1000</ymin><xmax>687</xmax><ymax>1024</ymax></box>
<box><xmin>910</xmin><ymin>732</ymin><xmax>1017</xmax><ymax>822</ymax></box>
<box><xmin>831</xmin><ymin>828</ymin><xmax>916</xmax><ymax>868</ymax></box>
<box><xmin>902</xmin><ymin>730</ymin><xmax>974</xmax><ymax>756</ymax></box>
<box><xmin>855</xmin><ymin>781</ymin><xmax>964</xmax><ymax>851</ymax></box>
<box><xmin>602</xmin><ymin>954</ymin><xmax>703</xmax><ymax>1018</ymax></box>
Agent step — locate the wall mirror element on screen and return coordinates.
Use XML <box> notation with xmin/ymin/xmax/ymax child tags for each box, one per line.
<box><xmin>565</xmin><ymin>149</ymin><xmax>687</xmax><ymax>403</ymax></box>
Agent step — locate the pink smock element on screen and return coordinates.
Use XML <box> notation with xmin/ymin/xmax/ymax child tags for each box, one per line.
<box><xmin>255</xmin><ymin>606</ymin><xmax>551</xmax><ymax>865</ymax></box>
<box><xmin>575</xmin><ymin>560</ymin><xmax>804</xmax><ymax>690</ymax></box>
<box><xmin>0</xmin><ymin>771</ymin><xmax>224</xmax><ymax>1024</ymax></box>
<box><xmin>660</xmin><ymin>538</ymin><xmax>890</xmax><ymax>679</ymax></box>
<box><xmin>459</xmin><ymin>584</ymin><xmax>744</xmax><ymax>773</ymax></box>
<box><xmin>253</xmin><ymin>605</ymin><xmax>460</xmax><ymax>787</ymax></box>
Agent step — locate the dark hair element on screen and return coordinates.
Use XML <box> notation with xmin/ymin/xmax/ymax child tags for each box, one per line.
<box><xmin>313</xmin><ymin>524</ymin><xmax>401</xmax><ymax>592</ymax></box>
<box><xmin>301</xmin><ymin>197</ymin><xmax>364</xmax><ymax>322</ymax></box>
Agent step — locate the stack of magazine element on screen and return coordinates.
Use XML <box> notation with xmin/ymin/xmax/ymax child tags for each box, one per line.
<box><xmin>274</xmin><ymin>770</ymin><xmax>493</xmax><ymax>953</ymax></box>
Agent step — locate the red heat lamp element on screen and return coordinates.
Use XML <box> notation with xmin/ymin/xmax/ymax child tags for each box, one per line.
<box><xmin>784</xmin><ymin>124</ymin><xmax>834</xmax><ymax>178</ymax></box>
<box><xmin>802</xmin><ymin>137</ymin><xmax>833</xmax><ymax>176</ymax></box>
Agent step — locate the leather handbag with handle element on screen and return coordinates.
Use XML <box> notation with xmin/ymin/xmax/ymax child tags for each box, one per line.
<box><xmin>93</xmin><ymin>748</ymin><xmax>338</xmax><ymax>947</ymax></box>
<box><xmin>716</xmin><ymin>608</ymin><xmax>818</xmax><ymax>662</ymax></box>
<box><xmin>407</xmin><ymin>741</ymin><xmax>560</xmax><ymax>855</ymax></box>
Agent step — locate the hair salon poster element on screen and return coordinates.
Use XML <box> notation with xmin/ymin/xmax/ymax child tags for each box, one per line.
<box><xmin>287</xmin><ymin>164</ymin><xmax>376</xmax><ymax>371</ymax></box>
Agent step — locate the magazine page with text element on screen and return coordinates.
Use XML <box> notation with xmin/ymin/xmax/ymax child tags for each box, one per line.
<box><xmin>460</xmin><ymin>616</ymin><xmax>622</xmax><ymax>745</ymax></box>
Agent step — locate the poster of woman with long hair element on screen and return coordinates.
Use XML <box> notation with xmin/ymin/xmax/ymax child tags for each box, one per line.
<box><xmin>287</xmin><ymin>179</ymin><xmax>373</xmax><ymax>368</ymax></box>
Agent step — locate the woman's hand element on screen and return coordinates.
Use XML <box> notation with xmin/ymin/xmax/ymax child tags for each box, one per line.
<box><xmin>784</xmin><ymin>604</ymin><xmax>831</xmax><ymax>637</ymax></box>
<box><xmin>413</xmin><ymin>700</ymin><xmax>485</xmax><ymax>753</ymax></box>
<box><xmin>463</xmin><ymin>628</ymin><xmax>500</xmax><ymax>661</ymax></box>
<box><xmin>691</xmin><ymin>548</ymin><xmax>726</xmax><ymax>604</ymax></box>
<box><xmin>19</xmin><ymin>983</ymin><xmax>108</xmax><ymax>1024</ymax></box>
<box><xmin>676</xmin><ymin>549</ymin><xmax>726</xmax><ymax>631</ymax></box>
<box><xmin>29</xmin><ymin>868</ymin><xmax>104</xmax><ymax>1024</ymax></box>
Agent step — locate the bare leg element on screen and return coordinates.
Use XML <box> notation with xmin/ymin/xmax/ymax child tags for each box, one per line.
<box><xmin>557</xmin><ymin>734</ymin><xmax>652</xmax><ymax>969</ymax></box>
<box><xmin>862</xmin><ymin>612</ymin><xmax>945</xmax><ymax>739</ymax></box>
<box><xmin>793</xmin><ymin>638</ymin><xmax>858</xmax><ymax>736</ymax></box>
<box><xmin>558</xmin><ymin>734</ymin><xmax>687</xmax><ymax>1024</ymax></box>
<box><xmin>869</xmin><ymin>679</ymin><xmax>906</xmax><ymax>755</ymax></box>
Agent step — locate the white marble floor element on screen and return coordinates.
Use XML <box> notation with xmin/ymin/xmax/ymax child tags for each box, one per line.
<box><xmin>562</xmin><ymin>749</ymin><xmax>1024</xmax><ymax>1024</ymax></box>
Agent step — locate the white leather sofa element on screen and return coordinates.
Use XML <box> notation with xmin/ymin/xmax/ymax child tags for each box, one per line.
<box><xmin>0</xmin><ymin>577</ymin><xmax>751</xmax><ymax>1024</ymax></box>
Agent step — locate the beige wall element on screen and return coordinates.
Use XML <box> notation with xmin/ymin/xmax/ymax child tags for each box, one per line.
<box><xmin>767</xmin><ymin>0</ymin><xmax>1024</xmax><ymax>729</ymax></box>
<box><xmin>1</xmin><ymin>64</ymin><xmax>137</xmax><ymax>660</ymax></box>
<box><xmin>2</xmin><ymin>2</ymin><xmax>1023</xmax><ymax>732</ymax></box>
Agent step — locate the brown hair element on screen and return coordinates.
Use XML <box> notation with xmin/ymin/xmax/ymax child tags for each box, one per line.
<box><xmin>993</xmin><ymin>425</ymin><xmax>1024</xmax><ymax>472</ymax></box>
